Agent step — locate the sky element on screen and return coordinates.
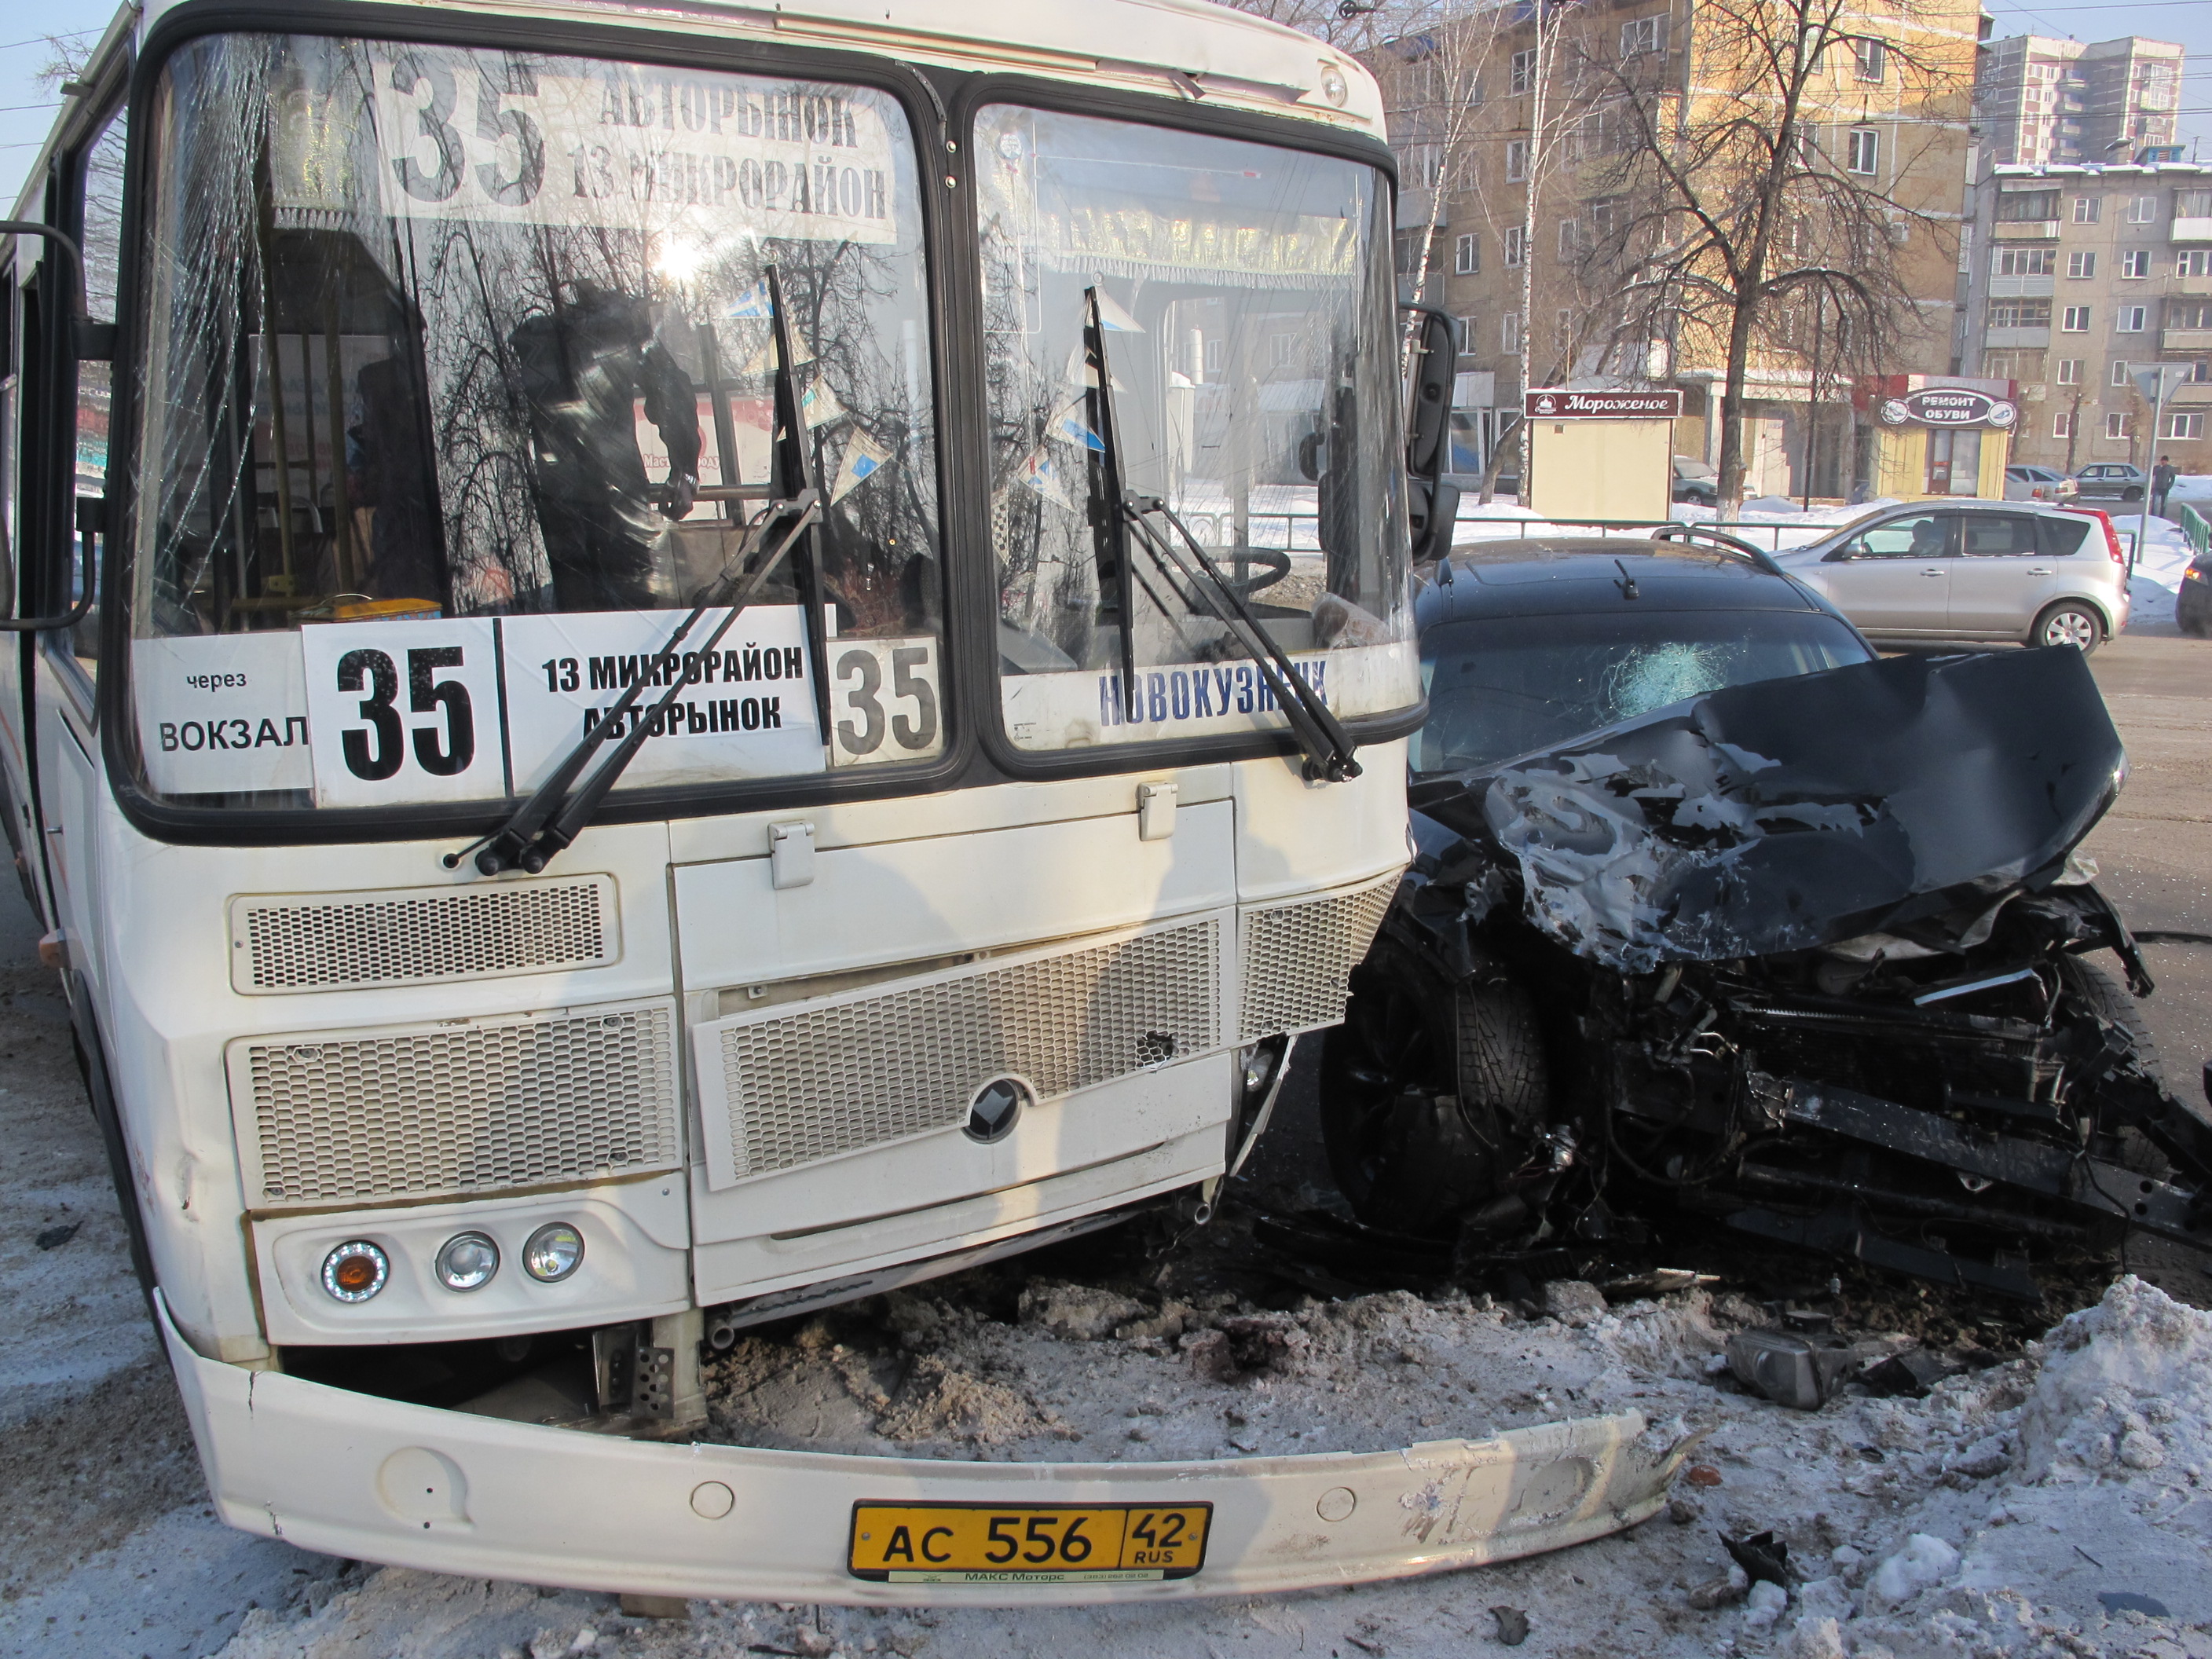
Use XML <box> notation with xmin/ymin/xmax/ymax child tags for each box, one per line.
<box><xmin>2</xmin><ymin>0</ymin><xmax>2209</xmax><ymax>208</ymax></box>
<box><xmin>1</xmin><ymin>1</ymin><xmax>123</xmax><ymax>210</ymax></box>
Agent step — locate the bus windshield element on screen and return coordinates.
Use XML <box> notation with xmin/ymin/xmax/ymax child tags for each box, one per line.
<box><xmin>976</xmin><ymin>107</ymin><xmax>1419</xmax><ymax>752</ymax></box>
<box><xmin>128</xmin><ymin>34</ymin><xmax>941</xmax><ymax>810</ymax></box>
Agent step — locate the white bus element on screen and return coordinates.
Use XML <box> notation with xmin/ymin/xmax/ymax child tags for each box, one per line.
<box><xmin>1</xmin><ymin>0</ymin><xmax>1683</xmax><ymax>1602</ymax></box>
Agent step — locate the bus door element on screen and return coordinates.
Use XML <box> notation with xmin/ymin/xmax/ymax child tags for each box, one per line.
<box><xmin>25</xmin><ymin>95</ymin><xmax>128</xmax><ymax>981</ymax></box>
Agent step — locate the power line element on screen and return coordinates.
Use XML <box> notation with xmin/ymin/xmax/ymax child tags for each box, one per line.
<box><xmin>0</xmin><ymin>29</ymin><xmax>99</xmax><ymax>51</ymax></box>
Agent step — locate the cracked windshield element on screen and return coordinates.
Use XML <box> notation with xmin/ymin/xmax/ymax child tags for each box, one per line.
<box><xmin>129</xmin><ymin>35</ymin><xmax>941</xmax><ymax>810</ymax></box>
<box><xmin>1414</xmin><ymin>608</ymin><xmax>1870</xmax><ymax>775</ymax></box>
<box><xmin>975</xmin><ymin>105</ymin><xmax>1419</xmax><ymax>751</ymax></box>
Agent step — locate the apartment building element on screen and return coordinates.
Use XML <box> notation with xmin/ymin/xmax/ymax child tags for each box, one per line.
<box><xmin>1960</xmin><ymin>163</ymin><xmax>2212</xmax><ymax>474</ymax></box>
<box><xmin>1369</xmin><ymin>0</ymin><xmax>1979</xmax><ymax>498</ymax></box>
<box><xmin>1976</xmin><ymin>35</ymin><xmax>2184</xmax><ymax>169</ymax></box>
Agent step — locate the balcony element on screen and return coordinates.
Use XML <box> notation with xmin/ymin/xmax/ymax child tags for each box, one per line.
<box><xmin>2163</xmin><ymin>328</ymin><xmax>2212</xmax><ymax>351</ymax></box>
<box><xmin>2169</xmin><ymin>274</ymin><xmax>2212</xmax><ymax>298</ymax></box>
<box><xmin>1984</xmin><ymin>326</ymin><xmax>2053</xmax><ymax>349</ymax></box>
<box><xmin>2175</xmin><ymin>218</ymin><xmax>2212</xmax><ymax>243</ymax></box>
<box><xmin>1990</xmin><ymin>274</ymin><xmax>2056</xmax><ymax>298</ymax></box>
<box><xmin>2173</xmin><ymin>383</ymin><xmax>2212</xmax><ymax>407</ymax></box>
<box><xmin>1993</xmin><ymin>220</ymin><xmax>2061</xmax><ymax>240</ymax></box>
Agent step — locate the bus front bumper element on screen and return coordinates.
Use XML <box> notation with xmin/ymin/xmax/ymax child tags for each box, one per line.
<box><xmin>162</xmin><ymin>1295</ymin><xmax>1699</xmax><ymax>1605</ymax></box>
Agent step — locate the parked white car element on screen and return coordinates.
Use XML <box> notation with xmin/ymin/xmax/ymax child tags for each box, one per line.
<box><xmin>2004</xmin><ymin>464</ymin><xmax>2078</xmax><ymax>503</ymax></box>
<box><xmin>1773</xmin><ymin>501</ymin><xmax>2129</xmax><ymax>651</ymax></box>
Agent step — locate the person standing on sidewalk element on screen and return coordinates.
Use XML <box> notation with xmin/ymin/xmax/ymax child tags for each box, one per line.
<box><xmin>2152</xmin><ymin>455</ymin><xmax>2177</xmax><ymax>517</ymax></box>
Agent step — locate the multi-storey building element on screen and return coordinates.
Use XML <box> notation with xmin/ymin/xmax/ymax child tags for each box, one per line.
<box><xmin>1959</xmin><ymin>163</ymin><xmax>2212</xmax><ymax>474</ymax></box>
<box><xmin>1368</xmin><ymin>0</ymin><xmax>1979</xmax><ymax>500</ymax></box>
<box><xmin>1976</xmin><ymin>35</ymin><xmax>2184</xmax><ymax>170</ymax></box>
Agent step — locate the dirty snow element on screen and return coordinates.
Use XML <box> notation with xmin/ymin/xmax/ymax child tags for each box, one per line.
<box><xmin>148</xmin><ymin>1276</ymin><xmax>2212</xmax><ymax>1659</ymax></box>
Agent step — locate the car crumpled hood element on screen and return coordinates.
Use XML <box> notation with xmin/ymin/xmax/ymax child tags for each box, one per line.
<box><xmin>1408</xmin><ymin>647</ymin><xmax>2125</xmax><ymax>974</ymax></box>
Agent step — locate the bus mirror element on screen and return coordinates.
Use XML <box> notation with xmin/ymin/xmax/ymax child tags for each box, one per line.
<box><xmin>72</xmin><ymin>319</ymin><xmax>115</xmax><ymax>362</ymax></box>
<box><xmin>1408</xmin><ymin>477</ymin><xmax>1459</xmax><ymax>566</ymax></box>
<box><xmin>1401</xmin><ymin>305</ymin><xmax>1457</xmax><ymax>481</ymax></box>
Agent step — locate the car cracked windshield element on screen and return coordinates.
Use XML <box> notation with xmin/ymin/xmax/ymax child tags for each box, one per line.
<box><xmin>127</xmin><ymin>34</ymin><xmax>942</xmax><ymax>811</ymax></box>
<box><xmin>975</xmin><ymin>107</ymin><xmax>1420</xmax><ymax>753</ymax></box>
<box><xmin>1412</xmin><ymin>608</ymin><xmax>1872</xmax><ymax>775</ymax></box>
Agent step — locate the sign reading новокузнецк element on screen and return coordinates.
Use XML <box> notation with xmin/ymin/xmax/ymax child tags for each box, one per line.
<box><xmin>1523</xmin><ymin>389</ymin><xmax>1685</xmax><ymax>419</ymax></box>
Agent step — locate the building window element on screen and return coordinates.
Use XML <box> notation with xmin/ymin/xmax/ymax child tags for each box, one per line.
<box><xmin>1455</xmin><ymin>232</ymin><xmax>1480</xmax><ymax>275</ymax></box>
<box><xmin>2127</xmin><ymin>196</ymin><xmax>2157</xmax><ymax>224</ymax></box>
<box><xmin>2067</xmin><ymin>251</ymin><xmax>2097</xmax><ymax>280</ymax></box>
<box><xmin>2165</xmin><ymin>412</ymin><xmax>2205</xmax><ymax>440</ymax></box>
<box><xmin>1456</xmin><ymin>316</ymin><xmax>1478</xmax><ymax>357</ymax></box>
<box><xmin>2180</xmin><ymin>251</ymin><xmax>2212</xmax><ymax>278</ymax></box>
<box><xmin>1509</xmin><ymin>49</ymin><xmax>1535</xmax><ymax>93</ymax></box>
<box><xmin>2177</xmin><ymin>302</ymin><xmax>2212</xmax><ymax>329</ymax></box>
<box><xmin>1503</xmin><ymin>225</ymin><xmax>1526</xmax><ymax>267</ymax></box>
<box><xmin>2056</xmin><ymin>359</ymin><xmax>2082</xmax><ymax>385</ymax></box>
<box><xmin>1998</xmin><ymin>191</ymin><xmax>2060</xmax><ymax>222</ymax></box>
<box><xmin>2111</xmin><ymin>360</ymin><xmax>2132</xmax><ymax>386</ymax></box>
<box><xmin>1558</xmin><ymin>218</ymin><xmax>1586</xmax><ymax>258</ymax></box>
<box><xmin>2071</xmin><ymin>196</ymin><xmax>2101</xmax><ymax>223</ymax></box>
<box><xmin>1847</xmin><ymin>128</ymin><xmax>1880</xmax><ymax>174</ymax></box>
<box><xmin>2053</xmin><ymin>410</ymin><xmax>2074</xmax><ymax>439</ymax></box>
<box><xmin>1620</xmin><ymin>15</ymin><xmax>1666</xmax><ymax>58</ymax></box>
<box><xmin>1990</xmin><ymin>301</ymin><xmax>2051</xmax><ymax>329</ymax></box>
<box><xmin>1505</xmin><ymin>139</ymin><xmax>1529</xmax><ymax>181</ymax></box>
<box><xmin>2117</xmin><ymin>306</ymin><xmax>2148</xmax><ymax>333</ymax></box>
<box><xmin>2121</xmin><ymin>250</ymin><xmax>2151</xmax><ymax>279</ymax></box>
<box><xmin>2177</xmin><ymin>189</ymin><xmax>2212</xmax><ymax>219</ymax></box>
<box><xmin>1995</xmin><ymin>248</ymin><xmax>2056</xmax><ymax>276</ymax></box>
<box><xmin>2061</xmin><ymin>306</ymin><xmax>2090</xmax><ymax>332</ymax></box>
<box><xmin>1853</xmin><ymin>37</ymin><xmax>1886</xmax><ymax>82</ymax></box>
<box><xmin>1502</xmin><ymin>312</ymin><xmax>1522</xmax><ymax>355</ymax></box>
<box><xmin>2105</xmin><ymin>412</ymin><xmax>2133</xmax><ymax>440</ymax></box>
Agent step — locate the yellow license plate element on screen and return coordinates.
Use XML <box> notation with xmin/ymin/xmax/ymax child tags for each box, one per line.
<box><xmin>847</xmin><ymin>1501</ymin><xmax>1213</xmax><ymax>1584</ymax></box>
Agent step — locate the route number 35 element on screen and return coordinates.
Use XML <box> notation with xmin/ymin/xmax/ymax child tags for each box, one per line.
<box><xmin>336</xmin><ymin>646</ymin><xmax>476</xmax><ymax>781</ymax></box>
<box><xmin>831</xmin><ymin>638</ymin><xmax>941</xmax><ymax>767</ymax></box>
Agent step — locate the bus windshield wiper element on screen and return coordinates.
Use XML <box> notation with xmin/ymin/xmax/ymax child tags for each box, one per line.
<box><xmin>451</xmin><ymin>272</ymin><xmax>824</xmax><ymax>877</ymax></box>
<box><xmin>1082</xmin><ymin>287</ymin><xmax>1361</xmax><ymax>784</ymax></box>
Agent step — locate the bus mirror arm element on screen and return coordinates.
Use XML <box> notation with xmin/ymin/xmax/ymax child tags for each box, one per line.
<box><xmin>0</xmin><ymin>496</ymin><xmax>98</xmax><ymax>633</ymax></box>
<box><xmin>1397</xmin><ymin>301</ymin><xmax>1459</xmax><ymax>566</ymax></box>
<box><xmin>1123</xmin><ymin>495</ymin><xmax>1361</xmax><ymax>784</ymax></box>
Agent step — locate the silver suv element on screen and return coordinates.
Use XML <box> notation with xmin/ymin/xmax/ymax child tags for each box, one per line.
<box><xmin>1773</xmin><ymin>501</ymin><xmax>2130</xmax><ymax>651</ymax></box>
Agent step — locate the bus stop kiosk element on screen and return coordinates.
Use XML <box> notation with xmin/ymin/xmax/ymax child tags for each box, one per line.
<box><xmin>1524</xmin><ymin>388</ymin><xmax>1682</xmax><ymax>520</ymax></box>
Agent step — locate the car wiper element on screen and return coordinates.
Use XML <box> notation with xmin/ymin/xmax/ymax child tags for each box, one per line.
<box><xmin>450</xmin><ymin>272</ymin><xmax>824</xmax><ymax>877</ymax></box>
<box><xmin>1083</xmin><ymin>288</ymin><xmax>1361</xmax><ymax>783</ymax></box>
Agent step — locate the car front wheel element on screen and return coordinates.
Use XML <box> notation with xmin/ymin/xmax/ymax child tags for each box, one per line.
<box><xmin>2033</xmin><ymin>601</ymin><xmax>2105</xmax><ymax>653</ymax></box>
<box><xmin>2122</xmin><ymin>486</ymin><xmax>2144</xmax><ymax>502</ymax></box>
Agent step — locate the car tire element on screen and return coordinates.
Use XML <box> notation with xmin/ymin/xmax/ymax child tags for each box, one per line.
<box><xmin>1318</xmin><ymin>939</ymin><xmax>1548</xmax><ymax>1236</ymax></box>
<box><xmin>2122</xmin><ymin>486</ymin><xmax>2143</xmax><ymax>502</ymax></box>
<box><xmin>2031</xmin><ymin>601</ymin><xmax>2104</xmax><ymax>653</ymax></box>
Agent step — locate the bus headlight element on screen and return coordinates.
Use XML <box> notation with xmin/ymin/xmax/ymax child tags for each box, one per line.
<box><xmin>434</xmin><ymin>1231</ymin><xmax>500</xmax><ymax>1292</ymax></box>
<box><xmin>523</xmin><ymin>1222</ymin><xmax>584</xmax><ymax>1283</ymax></box>
<box><xmin>320</xmin><ymin>1240</ymin><xmax>390</xmax><ymax>1302</ymax></box>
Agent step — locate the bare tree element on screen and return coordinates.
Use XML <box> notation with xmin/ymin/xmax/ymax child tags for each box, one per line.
<box><xmin>1573</xmin><ymin>0</ymin><xmax>1965</xmax><ymax>507</ymax></box>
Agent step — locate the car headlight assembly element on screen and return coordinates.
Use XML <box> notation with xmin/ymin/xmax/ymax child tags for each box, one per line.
<box><xmin>523</xmin><ymin>1222</ymin><xmax>585</xmax><ymax>1283</ymax></box>
<box><xmin>320</xmin><ymin>1239</ymin><xmax>390</xmax><ymax>1303</ymax></box>
<box><xmin>434</xmin><ymin>1230</ymin><xmax>500</xmax><ymax>1292</ymax></box>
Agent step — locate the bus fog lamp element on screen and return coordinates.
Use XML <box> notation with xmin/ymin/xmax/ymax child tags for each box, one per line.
<box><xmin>434</xmin><ymin>1231</ymin><xmax>500</xmax><ymax>1292</ymax></box>
<box><xmin>523</xmin><ymin>1223</ymin><xmax>584</xmax><ymax>1282</ymax></box>
<box><xmin>321</xmin><ymin>1240</ymin><xmax>390</xmax><ymax>1302</ymax></box>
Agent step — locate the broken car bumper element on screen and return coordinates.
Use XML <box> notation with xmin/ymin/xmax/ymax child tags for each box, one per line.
<box><xmin>160</xmin><ymin>1295</ymin><xmax>1696</xmax><ymax>1605</ymax></box>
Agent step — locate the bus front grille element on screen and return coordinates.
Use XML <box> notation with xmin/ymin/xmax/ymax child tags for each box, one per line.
<box><xmin>231</xmin><ymin>999</ymin><xmax>679</xmax><ymax>1208</ymax></box>
<box><xmin>1239</xmin><ymin>872</ymin><xmax>1401</xmax><ymax>1039</ymax></box>
<box><xmin>701</xmin><ymin>917</ymin><xmax>1223</xmax><ymax>1186</ymax></box>
<box><xmin>229</xmin><ymin>875</ymin><xmax>619</xmax><ymax>994</ymax></box>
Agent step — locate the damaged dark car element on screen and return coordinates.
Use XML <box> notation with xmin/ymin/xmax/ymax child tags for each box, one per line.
<box><xmin>1317</xmin><ymin>536</ymin><xmax>2212</xmax><ymax>1298</ymax></box>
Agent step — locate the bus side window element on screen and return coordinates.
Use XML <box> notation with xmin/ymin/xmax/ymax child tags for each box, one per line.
<box><xmin>1</xmin><ymin>270</ymin><xmax>16</xmax><ymax>616</ymax></box>
<box><xmin>65</xmin><ymin>104</ymin><xmax>127</xmax><ymax>676</ymax></box>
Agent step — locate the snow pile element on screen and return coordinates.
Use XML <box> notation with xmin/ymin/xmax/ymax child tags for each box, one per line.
<box><xmin>2014</xmin><ymin>1273</ymin><xmax>2212</xmax><ymax>1483</ymax></box>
